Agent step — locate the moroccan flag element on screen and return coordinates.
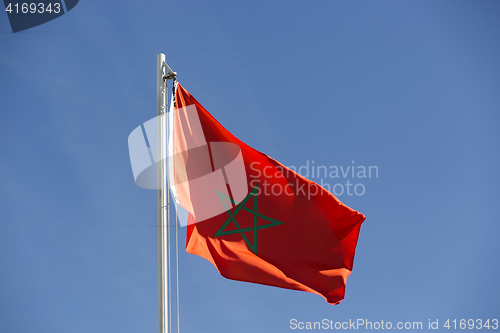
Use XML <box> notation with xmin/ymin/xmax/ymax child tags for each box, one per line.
<box><xmin>168</xmin><ymin>82</ymin><xmax>366</xmax><ymax>304</ymax></box>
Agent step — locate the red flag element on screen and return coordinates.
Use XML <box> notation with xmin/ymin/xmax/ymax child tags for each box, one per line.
<box><xmin>170</xmin><ymin>83</ymin><xmax>365</xmax><ymax>304</ymax></box>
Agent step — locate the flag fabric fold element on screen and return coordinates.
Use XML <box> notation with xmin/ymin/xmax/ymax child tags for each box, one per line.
<box><xmin>170</xmin><ymin>83</ymin><xmax>366</xmax><ymax>304</ymax></box>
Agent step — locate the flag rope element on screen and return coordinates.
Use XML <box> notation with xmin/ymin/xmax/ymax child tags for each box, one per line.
<box><xmin>166</xmin><ymin>77</ymin><xmax>172</xmax><ymax>333</ymax></box>
<box><xmin>173</xmin><ymin>80</ymin><xmax>180</xmax><ymax>333</ymax></box>
<box><xmin>175</xmin><ymin>201</ymin><xmax>180</xmax><ymax>333</ymax></box>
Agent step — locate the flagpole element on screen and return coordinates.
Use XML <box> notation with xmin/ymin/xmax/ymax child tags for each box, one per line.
<box><xmin>157</xmin><ymin>53</ymin><xmax>177</xmax><ymax>333</ymax></box>
<box><xmin>157</xmin><ymin>53</ymin><xmax>168</xmax><ymax>333</ymax></box>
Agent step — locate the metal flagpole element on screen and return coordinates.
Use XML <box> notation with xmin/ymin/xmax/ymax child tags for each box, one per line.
<box><xmin>157</xmin><ymin>53</ymin><xmax>168</xmax><ymax>333</ymax></box>
<box><xmin>157</xmin><ymin>53</ymin><xmax>177</xmax><ymax>333</ymax></box>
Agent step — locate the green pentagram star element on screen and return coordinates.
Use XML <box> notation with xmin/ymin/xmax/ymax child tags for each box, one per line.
<box><xmin>213</xmin><ymin>184</ymin><xmax>284</xmax><ymax>255</ymax></box>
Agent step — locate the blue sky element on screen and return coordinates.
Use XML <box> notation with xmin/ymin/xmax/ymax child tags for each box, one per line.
<box><xmin>1</xmin><ymin>1</ymin><xmax>499</xmax><ymax>332</ymax></box>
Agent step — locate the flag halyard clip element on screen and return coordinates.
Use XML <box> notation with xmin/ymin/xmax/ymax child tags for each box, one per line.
<box><xmin>162</xmin><ymin>61</ymin><xmax>177</xmax><ymax>81</ymax></box>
